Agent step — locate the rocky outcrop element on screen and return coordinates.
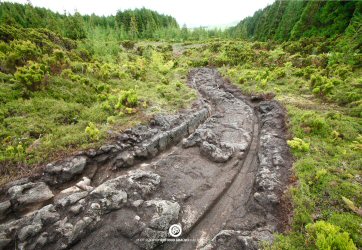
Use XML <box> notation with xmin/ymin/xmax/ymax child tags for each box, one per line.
<box><xmin>45</xmin><ymin>156</ymin><xmax>87</xmax><ymax>184</ymax></box>
<box><xmin>0</xmin><ymin>105</ymin><xmax>209</xmax><ymax>250</ymax></box>
<box><xmin>183</xmin><ymin>68</ymin><xmax>254</xmax><ymax>164</ymax></box>
<box><xmin>203</xmin><ymin>99</ymin><xmax>291</xmax><ymax>250</ymax></box>
<box><xmin>254</xmin><ymin>101</ymin><xmax>290</xmax><ymax>208</ymax></box>
<box><xmin>7</xmin><ymin>182</ymin><xmax>54</xmax><ymax>208</ymax></box>
<box><xmin>201</xmin><ymin>226</ymin><xmax>275</xmax><ymax>250</ymax></box>
<box><xmin>136</xmin><ymin>200</ymin><xmax>181</xmax><ymax>249</ymax></box>
<box><xmin>0</xmin><ymin>170</ymin><xmax>167</xmax><ymax>250</ymax></box>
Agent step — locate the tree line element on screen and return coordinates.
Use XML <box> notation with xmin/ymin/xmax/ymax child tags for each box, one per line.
<box><xmin>0</xmin><ymin>2</ymin><xmax>182</xmax><ymax>40</ymax></box>
<box><xmin>228</xmin><ymin>0</ymin><xmax>361</xmax><ymax>42</ymax></box>
<box><xmin>1</xmin><ymin>1</ymin><xmax>360</xmax><ymax>43</ymax></box>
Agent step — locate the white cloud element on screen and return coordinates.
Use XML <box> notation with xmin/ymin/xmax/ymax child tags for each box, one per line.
<box><xmin>4</xmin><ymin>0</ymin><xmax>275</xmax><ymax>27</ymax></box>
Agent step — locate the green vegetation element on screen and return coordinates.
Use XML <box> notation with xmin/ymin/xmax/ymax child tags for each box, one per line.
<box><xmin>0</xmin><ymin>1</ymin><xmax>361</xmax><ymax>249</ymax></box>
<box><xmin>229</xmin><ymin>1</ymin><xmax>361</xmax><ymax>42</ymax></box>
<box><xmin>209</xmin><ymin>39</ymin><xmax>361</xmax><ymax>249</ymax></box>
<box><xmin>0</xmin><ymin>2</ymin><xmax>224</xmax><ymax>41</ymax></box>
<box><xmin>0</xmin><ymin>6</ymin><xmax>197</xmax><ymax>183</ymax></box>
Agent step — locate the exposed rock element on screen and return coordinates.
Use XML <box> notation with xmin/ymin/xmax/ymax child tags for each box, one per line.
<box><xmin>60</xmin><ymin>186</ymin><xmax>82</xmax><ymax>194</ymax></box>
<box><xmin>54</xmin><ymin>217</ymin><xmax>73</xmax><ymax>238</ymax></box>
<box><xmin>90</xmin><ymin>181</ymin><xmax>127</xmax><ymax>210</ymax></box>
<box><xmin>99</xmin><ymin>144</ymin><xmax>121</xmax><ymax>154</ymax></box>
<box><xmin>8</xmin><ymin>182</ymin><xmax>54</xmax><ymax>207</ymax></box>
<box><xmin>158</xmin><ymin>132</ymin><xmax>171</xmax><ymax>151</ymax></box>
<box><xmin>56</xmin><ymin>191</ymin><xmax>89</xmax><ymax>208</ymax></box>
<box><xmin>0</xmin><ymin>201</ymin><xmax>11</xmax><ymax>219</ymax></box>
<box><xmin>203</xmin><ymin>228</ymin><xmax>273</xmax><ymax>250</ymax></box>
<box><xmin>151</xmin><ymin>114</ymin><xmax>180</xmax><ymax>130</ymax></box>
<box><xmin>200</xmin><ymin>141</ymin><xmax>233</xmax><ymax>163</ymax></box>
<box><xmin>170</xmin><ymin>122</ymin><xmax>188</xmax><ymax>143</ymax></box>
<box><xmin>0</xmin><ymin>217</ymin><xmax>26</xmax><ymax>236</ymax></box>
<box><xmin>45</xmin><ymin>156</ymin><xmax>88</xmax><ymax>184</ymax></box>
<box><xmin>32</xmin><ymin>205</ymin><xmax>60</xmax><ymax>225</ymax></box>
<box><xmin>4</xmin><ymin>177</ymin><xmax>30</xmax><ymax>189</ymax></box>
<box><xmin>137</xmin><ymin>228</ymin><xmax>167</xmax><ymax>250</ymax></box>
<box><xmin>132</xmin><ymin>200</ymin><xmax>144</xmax><ymax>208</ymax></box>
<box><xmin>67</xmin><ymin>217</ymin><xmax>94</xmax><ymax>245</ymax></box>
<box><xmin>111</xmin><ymin>209</ymin><xmax>145</xmax><ymax>238</ymax></box>
<box><xmin>14</xmin><ymin>205</ymin><xmax>60</xmax><ymax>247</ymax></box>
<box><xmin>0</xmin><ymin>233</ymin><xmax>11</xmax><ymax>249</ymax></box>
<box><xmin>18</xmin><ymin>223</ymin><xmax>42</xmax><ymax>241</ymax></box>
<box><xmin>34</xmin><ymin>232</ymin><xmax>48</xmax><ymax>248</ymax></box>
<box><xmin>254</xmin><ymin>192</ymin><xmax>280</xmax><ymax>206</ymax></box>
<box><xmin>127</xmin><ymin>170</ymin><xmax>161</xmax><ymax>196</ymax></box>
<box><xmin>112</xmin><ymin>151</ymin><xmax>135</xmax><ymax>168</ymax></box>
<box><xmin>69</xmin><ymin>204</ymin><xmax>84</xmax><ymax>215</ymax></box>
<box><xmin>134</xmin><ymin>146</ymin><xmax>148</xmax><ymax>158</ymax></box>
<box><xmin>145</xmin><ymin>200</ymin><xmax>180</xmax><ymax>230</ymax></box>
<box><xmin>188</xmin><ymin>108</ymin><xmax>210</xmax><ymax>133</ymax></box>
<box><xmin>76</xmin><ymin>177</ymin><xmax>93</xmax><ymax>191</ymax></box>
<box><xmin>182</xmin><ymin>128</ymin><xmax>216</xmax><ymax>148</ymax></box>
<box><xmin>0</xmin><ymin>69</ymin><xmax>291</xmax><ymax>250</ymax></box>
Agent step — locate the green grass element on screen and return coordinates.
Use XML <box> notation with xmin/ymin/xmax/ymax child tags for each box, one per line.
<box><xmin>0</xmin><ymin>26</ymin><xmax>196</xmax><ymax>184</ymax></box>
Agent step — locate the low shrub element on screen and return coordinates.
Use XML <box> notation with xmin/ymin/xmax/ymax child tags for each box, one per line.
<box><xmin>301</xmin><ymin>112</ymin><xmax>330</xmax><ymax>137</ymax></box>
<box><xmin>305</xmin><ymin>221</ymin><xmax>357</xmax><ymax>250</ymax></box>
<box><xmin>287</xmin><ymin>137</ymin><xmax>310</xmax><ymax>152</ymax></box>
<box><xmin>13</xmin><ymin>61</ymin><xmax>48</xmax><ymax>91</ymax></box>
<box><xmin>118</xmin><ymin>90</ymin><xmax>138</xmax><ymax>108</ymax></box>
<box><xmin>85</xmin><ymin>122</ymin><xmax>100</xmax><ymax>141</ymax></box>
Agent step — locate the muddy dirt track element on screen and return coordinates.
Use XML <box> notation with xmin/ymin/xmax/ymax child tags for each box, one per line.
<box><xmin>0</xmin><ymin>68</ymin><xmax>292</xmax><ymax>250</ymax></box>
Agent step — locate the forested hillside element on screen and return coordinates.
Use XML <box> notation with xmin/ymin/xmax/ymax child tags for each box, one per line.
<box><xmin>0</xmin><ymin>2</ymin><xmax>178</xmax><ymax>39</ymax></box>
<box><xmin>0</xmin><ymin>2</ymin><xmax>220</xmax><ymax>40</ymax></box>
<box><xmin>229</xmin><ymin>0</ymin><xmax>361</xmax><ymax>42</ymax></box>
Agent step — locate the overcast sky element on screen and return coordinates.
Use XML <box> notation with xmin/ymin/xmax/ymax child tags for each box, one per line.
<box><xmin>4</xmin><ymin>0</ymin><xmax>275</xmax><ymax>28</ymax></box>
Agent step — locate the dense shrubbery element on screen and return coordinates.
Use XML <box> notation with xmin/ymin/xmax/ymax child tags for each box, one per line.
<box><xmin>287</xmin><ymin>137</ymin><xmax>310</xmax><ymax>153</ymax></box>
<box><xmin>0</xmin><ymin>24</ymin><xmax>196</xmax><ymax>181</ymax></box>
<box><xmin>211</xmin><ymin>39</ymin><xmax>362</xmax><ymax>117</ymax></box>
<box><xmin>13</xmin><ymin>62</ymin><xmax>49</xmax><ymax>90</ymax></box>
<box><xmin>305</xmin><ymin>221</ymin><xmax>357</xmax><ymax>250</ymax></box>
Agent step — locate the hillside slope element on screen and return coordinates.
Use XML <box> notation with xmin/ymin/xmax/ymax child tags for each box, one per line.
<box><xmin>229</xmin><ymin>0</ymin><xmax>361</xmax><ymax>43</ymax></box>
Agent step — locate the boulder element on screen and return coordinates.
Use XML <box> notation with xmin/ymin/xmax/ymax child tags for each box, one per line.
<box><xmin>32</xmin><ymin>205</ymin><xmax>60</xmax><ymax>225</ymax></box>
<box><xmin>8</xmin><ymin>182</ymin><xmax>54</xmax><ymax>207</ymax></box>
<box><xmin>45</xmin><ymin>156</ymin><xmax>87</xmax><ymax>183</ymax></box>
<box><xmin>18</xmin><ymin>224</ymin><xmax>42</xmax><ymax>241</ymax></box>
<box><xmin>145</xmin><ymin>200</ymin><xmax>180</xmax><ymax>230</ymax></box>
<box><xmin>112</xmin><ymin>151</ymin><xmax>135</xmax><ymax>169</ymax></box>
<box><xmin>76</xmin><ymin>177</ymin><xmax>93</xmax><ymax>191</ymax></box>
<box><xmin>56</xmin><ymin>191</ymin><xmax>89</xmax><ymax>208</ymax></box>
<box><xmin>91</xmin><ymin>182</ymin><xmax>127</xmax><ymax>210</ymax></box>
<box><xmin>200</xmin><ymin>141</ymin><xmax>233</xmax><ymax>163</ymax></box>
<box><xmin>127</xmin><ymin>170</ymin><xmax>161</xmax><ymax>196</ymax></box>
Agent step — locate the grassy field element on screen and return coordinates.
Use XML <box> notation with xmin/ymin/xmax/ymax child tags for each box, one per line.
<box><xmin>0</xmin><ymin>27</ymin><xmax>197</xmax><ymax>184</ymax></box>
